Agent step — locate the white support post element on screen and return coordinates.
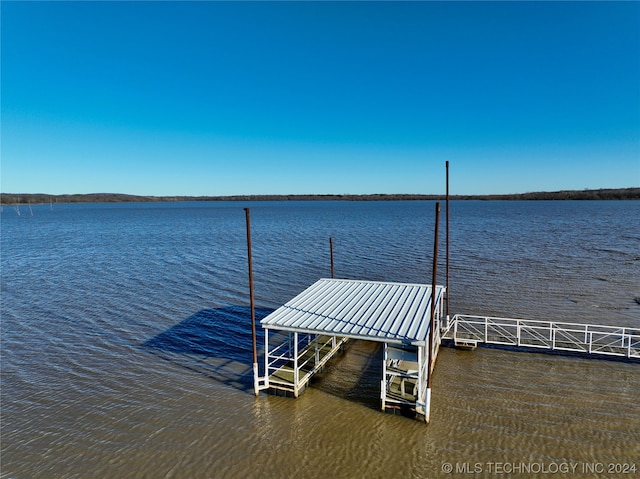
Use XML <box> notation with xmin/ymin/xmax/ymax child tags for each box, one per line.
<box><xmin>315</xmin><ymin>335</ymin><xmax>319</xmax><ymax>368</ymax></box>
<box><xmin>264</xmin><ymin>328</ymin><xmax>270</xmax><ymax>388</ymax></box>
<box><xmin>484</xmin><ymin>317</ymin><xmax>488</xmax><ymax>343</ymax></box>
<box><xmin>381</xmin><ymin>343</ymin><xmax>387</xmax><ymax>410</ymax></box>
<box><xmin>293</xmin><ymin>331</ymin><xmax>299</xmax><ymax>397</ymax></box>
<box><xmin>425</xmin><ymin>388</ymin><xmax>432</xmax><ymax>424</ymax></box>
<box><xmin>417</xmin><ymin>345</ymin><xmax>423</xmax><ymax>401</ymax></box>
<box><xmin>253</xmin><ymin>363</ymin><xmax>259</xmax><ymax>395</ymax></box>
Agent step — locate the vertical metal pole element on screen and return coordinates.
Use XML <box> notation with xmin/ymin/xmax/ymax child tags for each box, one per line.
<box><xmin>245</xmin><ymin>208</ymin><xmax>259</xmax><ymax>396</ymax></box>
<box><xmin>426</xmin><ymin>201</ymin><xmax>441</xmax><ymax>423</ymax></box>
<box><xmin>329</xmin><ymin>237</ymin><xmax>335</xmax><ymax>279</ymax></box>
<box><xmin>445</xmin><ymin>161</ymin><xmax>450</xmax><ymax>320</ymax></box>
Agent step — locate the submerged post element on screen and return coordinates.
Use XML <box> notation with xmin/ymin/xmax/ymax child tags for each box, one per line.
<box><xmin>426</xmin><ymin>201</ymin><xmax>441</xmax><ymax>423</ymax></box>
<box><xmin>445</xmin><ymin>161</ymin><xmax>450</xmax><ymax>320</ymax></box>
<box><xmin>244</xmin><ymin>208</ymin><xmax>259</xmax><ymax>396</ymax></box>
<box><xmin>329</xmin><ymin>237</ymin><xmax>335</xmax><ymax>279</ymax></box>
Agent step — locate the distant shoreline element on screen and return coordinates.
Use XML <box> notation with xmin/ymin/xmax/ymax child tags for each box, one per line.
<box><xmin>1</xmin><ymin>188</ymin><xmax>639</xmax><ymax>205</ymax></box>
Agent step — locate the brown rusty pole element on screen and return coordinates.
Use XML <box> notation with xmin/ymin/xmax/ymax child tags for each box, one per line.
<box><xmin>446</xmin><ymin>161</ymin><xmax>450</xmax><ymax>320</ymax></box>
<box><xmin>244</xmin><ymin>208</ymin><xmax>259</xmax><ymax>396</ymax></box>
<box><xmin>426</xmin><ymin>201</ymin><xmax>440</xmax><ymax>423</ymax></box>
<box><xmin>329</xmin><ymin>237</ymin><xmax>335</xmax><ymax>279</ymax></box>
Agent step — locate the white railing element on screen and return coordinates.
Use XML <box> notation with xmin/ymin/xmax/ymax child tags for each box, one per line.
<box><xmin>266</xmin><ymin>333</ymin><xmax>348</xmax><ymax>390</ymax></box>
<box><xmin>446</xmin><ymin>314</ymin><xmax>640</xmax><ymax>359</ymax></box>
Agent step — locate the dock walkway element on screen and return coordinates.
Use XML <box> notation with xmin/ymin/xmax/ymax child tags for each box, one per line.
<box><xmin>444</xmin><ymin>314</ymin><xmax>640</xmax><ymax>359</ymax></box>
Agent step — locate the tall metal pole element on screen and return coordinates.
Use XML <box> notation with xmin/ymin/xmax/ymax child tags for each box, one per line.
<box><xmin>426</xmin><ymin>201</ymin><xmax>440</xmax><ymax>423</ymax></box>
<box><xmin>244</xmin><ymin>208</ymin><xmax>259</xmax><ymax>396</ymax></box>
<box><xmin>329</xmin><ymin>237</ymin><xmax>335</xmax><ymax>279</ymax></box>
<box><xmin>445</xmin><ymin>161</ymin><xmax>450</xmax><ymax>320</ymax></box>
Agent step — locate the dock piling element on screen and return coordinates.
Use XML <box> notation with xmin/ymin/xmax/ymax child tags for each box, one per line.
<box><xmin>330</xmin><ymin>237</ymin><xmax>335</xmax><ymax>279</ymax></box>
<box><xmin>244</xmin><ymin>208</ymin><xmax>259</xmax><ymax>396</ymax></box>
<box><xmin>426</xmin><ymin>201</ymin><xmax>441</xmax><ymax>423</ymax></box>
<box><xmin>445</xmin><ymin>161</ymin><xmax>450</xmax><ymax>320</ymax></box>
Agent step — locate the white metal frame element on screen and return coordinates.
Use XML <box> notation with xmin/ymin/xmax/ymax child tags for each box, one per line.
<box><xmin>446</xmin><ymin>314</ymin><xmax>640</xmax><ymax>359</ymax></box>
<box><xmin>381</xmin><ymin>292</ymin><xmax>445</xmax><ymax>421</ymax></box>
<box><xmin>261</xmin><ymin>329</ymin><xmax>348</xmax><ymax>397</ymax></box>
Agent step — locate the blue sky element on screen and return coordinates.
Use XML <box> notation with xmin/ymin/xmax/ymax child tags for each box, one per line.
<box><xmin>2</xmin><ymin>1</ymin><xmax>639</xmax><ymax>196</ymax></box>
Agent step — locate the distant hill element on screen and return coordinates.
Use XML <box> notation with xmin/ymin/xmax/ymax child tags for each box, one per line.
<box><xmin>1</xmin><ymin>188</ymin><xmax>639</xmax><ymax>205</ymax></box>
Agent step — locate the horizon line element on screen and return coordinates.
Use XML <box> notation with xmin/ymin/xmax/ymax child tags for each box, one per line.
<box><xmin>2</xmin><ymin>187</ymin><xmax>639</xmax><ymax>204</ymax></box>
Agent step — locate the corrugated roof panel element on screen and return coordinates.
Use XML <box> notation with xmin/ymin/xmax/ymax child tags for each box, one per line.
<box><xmin>415</xmin><ymin>290</ymin><xmax>441</xmax><ymax>340</ymax></box>
<box><xmin>331</xmin><ymin>281</ymin><xmax>369</xmax><ymax>322</ymax></box>
<box><xmin>371</xmin><ymin>283</ymin><xmax>407</xmax><ymax>337</ymax></box>
<box><xmin>394</xmin><ymin>286</ymin><xmax>420</xmax><ymax>338</ymax></box>
<box><xmin>340</xmin><ymin>284</ymin><xmax>378</xmax><ymax>327</ymax></box>
<box><xmin>290</xmin><ymin>279</ymin><xmax>337</xmax><ymax>312</ymax></box>
<box><xmin>366</xmin><ymin>284</ymin><xmax>402</xmax><ymax>333</ymax></box>
<box><xmin>261</xmin><ymin>278</ymin><xmax>445</xmax><ymax>345</ymax></box>
<box><xmin>351</xmin><ymin>284</ymin><xmax>391</xmax><ymax>337</ymax></box>
<box><xmin>402</xmin><ymin>287</ymin><xmax>429</xmax><ymax>338</ymax></box>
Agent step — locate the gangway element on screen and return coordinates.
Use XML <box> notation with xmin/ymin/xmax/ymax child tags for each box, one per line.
<box><xmin>444</xmin><ymin>314</ymin><xmax>640</xmax><ymax>359</ymax></box>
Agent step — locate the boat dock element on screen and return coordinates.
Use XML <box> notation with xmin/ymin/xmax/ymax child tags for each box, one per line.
<box><xmin>256</xmin><ymin>278</ymin><xmax>446</xmax><ymax>422</ymax></box>
<box><xmin>251</xmin><ymin>277</ymin><xmax>638</xmax><ymax>424</ymax></box>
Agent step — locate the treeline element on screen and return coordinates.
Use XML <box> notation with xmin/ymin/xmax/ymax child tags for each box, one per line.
<box><xmin>468</xmin><ymin>188</ymin><xmax>640</xmax><ymax>201</ymax></box>
<box><xmin>1</xmin><ymin>188</ymin><xmax>639</xmax><ymax>205</ymax></box>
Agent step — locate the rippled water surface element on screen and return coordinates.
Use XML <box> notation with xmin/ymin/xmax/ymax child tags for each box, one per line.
<box><xmin>2</xmin><ymin>201</ymin><xmax>639</xmax><ymax>478</ymax></box>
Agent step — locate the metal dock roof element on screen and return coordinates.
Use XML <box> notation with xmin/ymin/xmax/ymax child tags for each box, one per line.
<box><xmin>260</xmin><ymin>278</ymin><xmax>445</xmax><ymax>346</ymax></box>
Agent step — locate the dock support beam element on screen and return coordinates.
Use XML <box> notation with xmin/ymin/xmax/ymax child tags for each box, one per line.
<box><xmin>293</xmin><ymin>332</ymin><xmax>299</xmax><ymax>398</ymax></box>
<box><xmin>329</xmin><ymin>237</ymin><xmax>335</xmax><ymax>279</ymax></box>
<box><xmin>426</xmin><ymin>201</ymin><xmax>441</xmax><ymax>423</ymax></box>
<box><xmin>445</xmin><ymin>161</ymin><xmax>450</xmax><ymax>320</ymax></box>
<box><xmin>425</xmin><ymin>388</ymin><xmax>432</xmax><ymax>423</ymax></box>
<box><xmin>381</xmin><ymin>343</ymin><xmax>387</xmax><ymax>411</ymax></box>
<box><xmin>263</xmin><ymin>328</ymin><xmax>270</xmax><ymax>389</ymax></box>
<box><xmin>244</xmin><ymin>208</ymin><xmax>260</xmax><ymax>396</ymax></box>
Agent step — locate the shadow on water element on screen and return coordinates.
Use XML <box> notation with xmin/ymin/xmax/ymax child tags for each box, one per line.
<box><xmin>311</xmin><ymin>340</ymin><xmax>387</xmax><ymax>413</ymax></box>
<box><xmin>143</xmin><ymin>307</ymin><xmax>398</xmax><ymax>411</ymax></box>
<box><xmin>142</xmin><ymin>305</ymin><xmax>273</xmax><ymax>393</ymax></box>
<box><xmin>311</xmin><ymin>341</ymin><xmax>419</xmax><ymax>418</ymax></box>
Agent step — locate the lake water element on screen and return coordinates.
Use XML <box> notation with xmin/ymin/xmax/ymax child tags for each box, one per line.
<box><xmin>1</xmin><ymin>200</ymin><xmax>639</xmax><ymax>478</ymax></box>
